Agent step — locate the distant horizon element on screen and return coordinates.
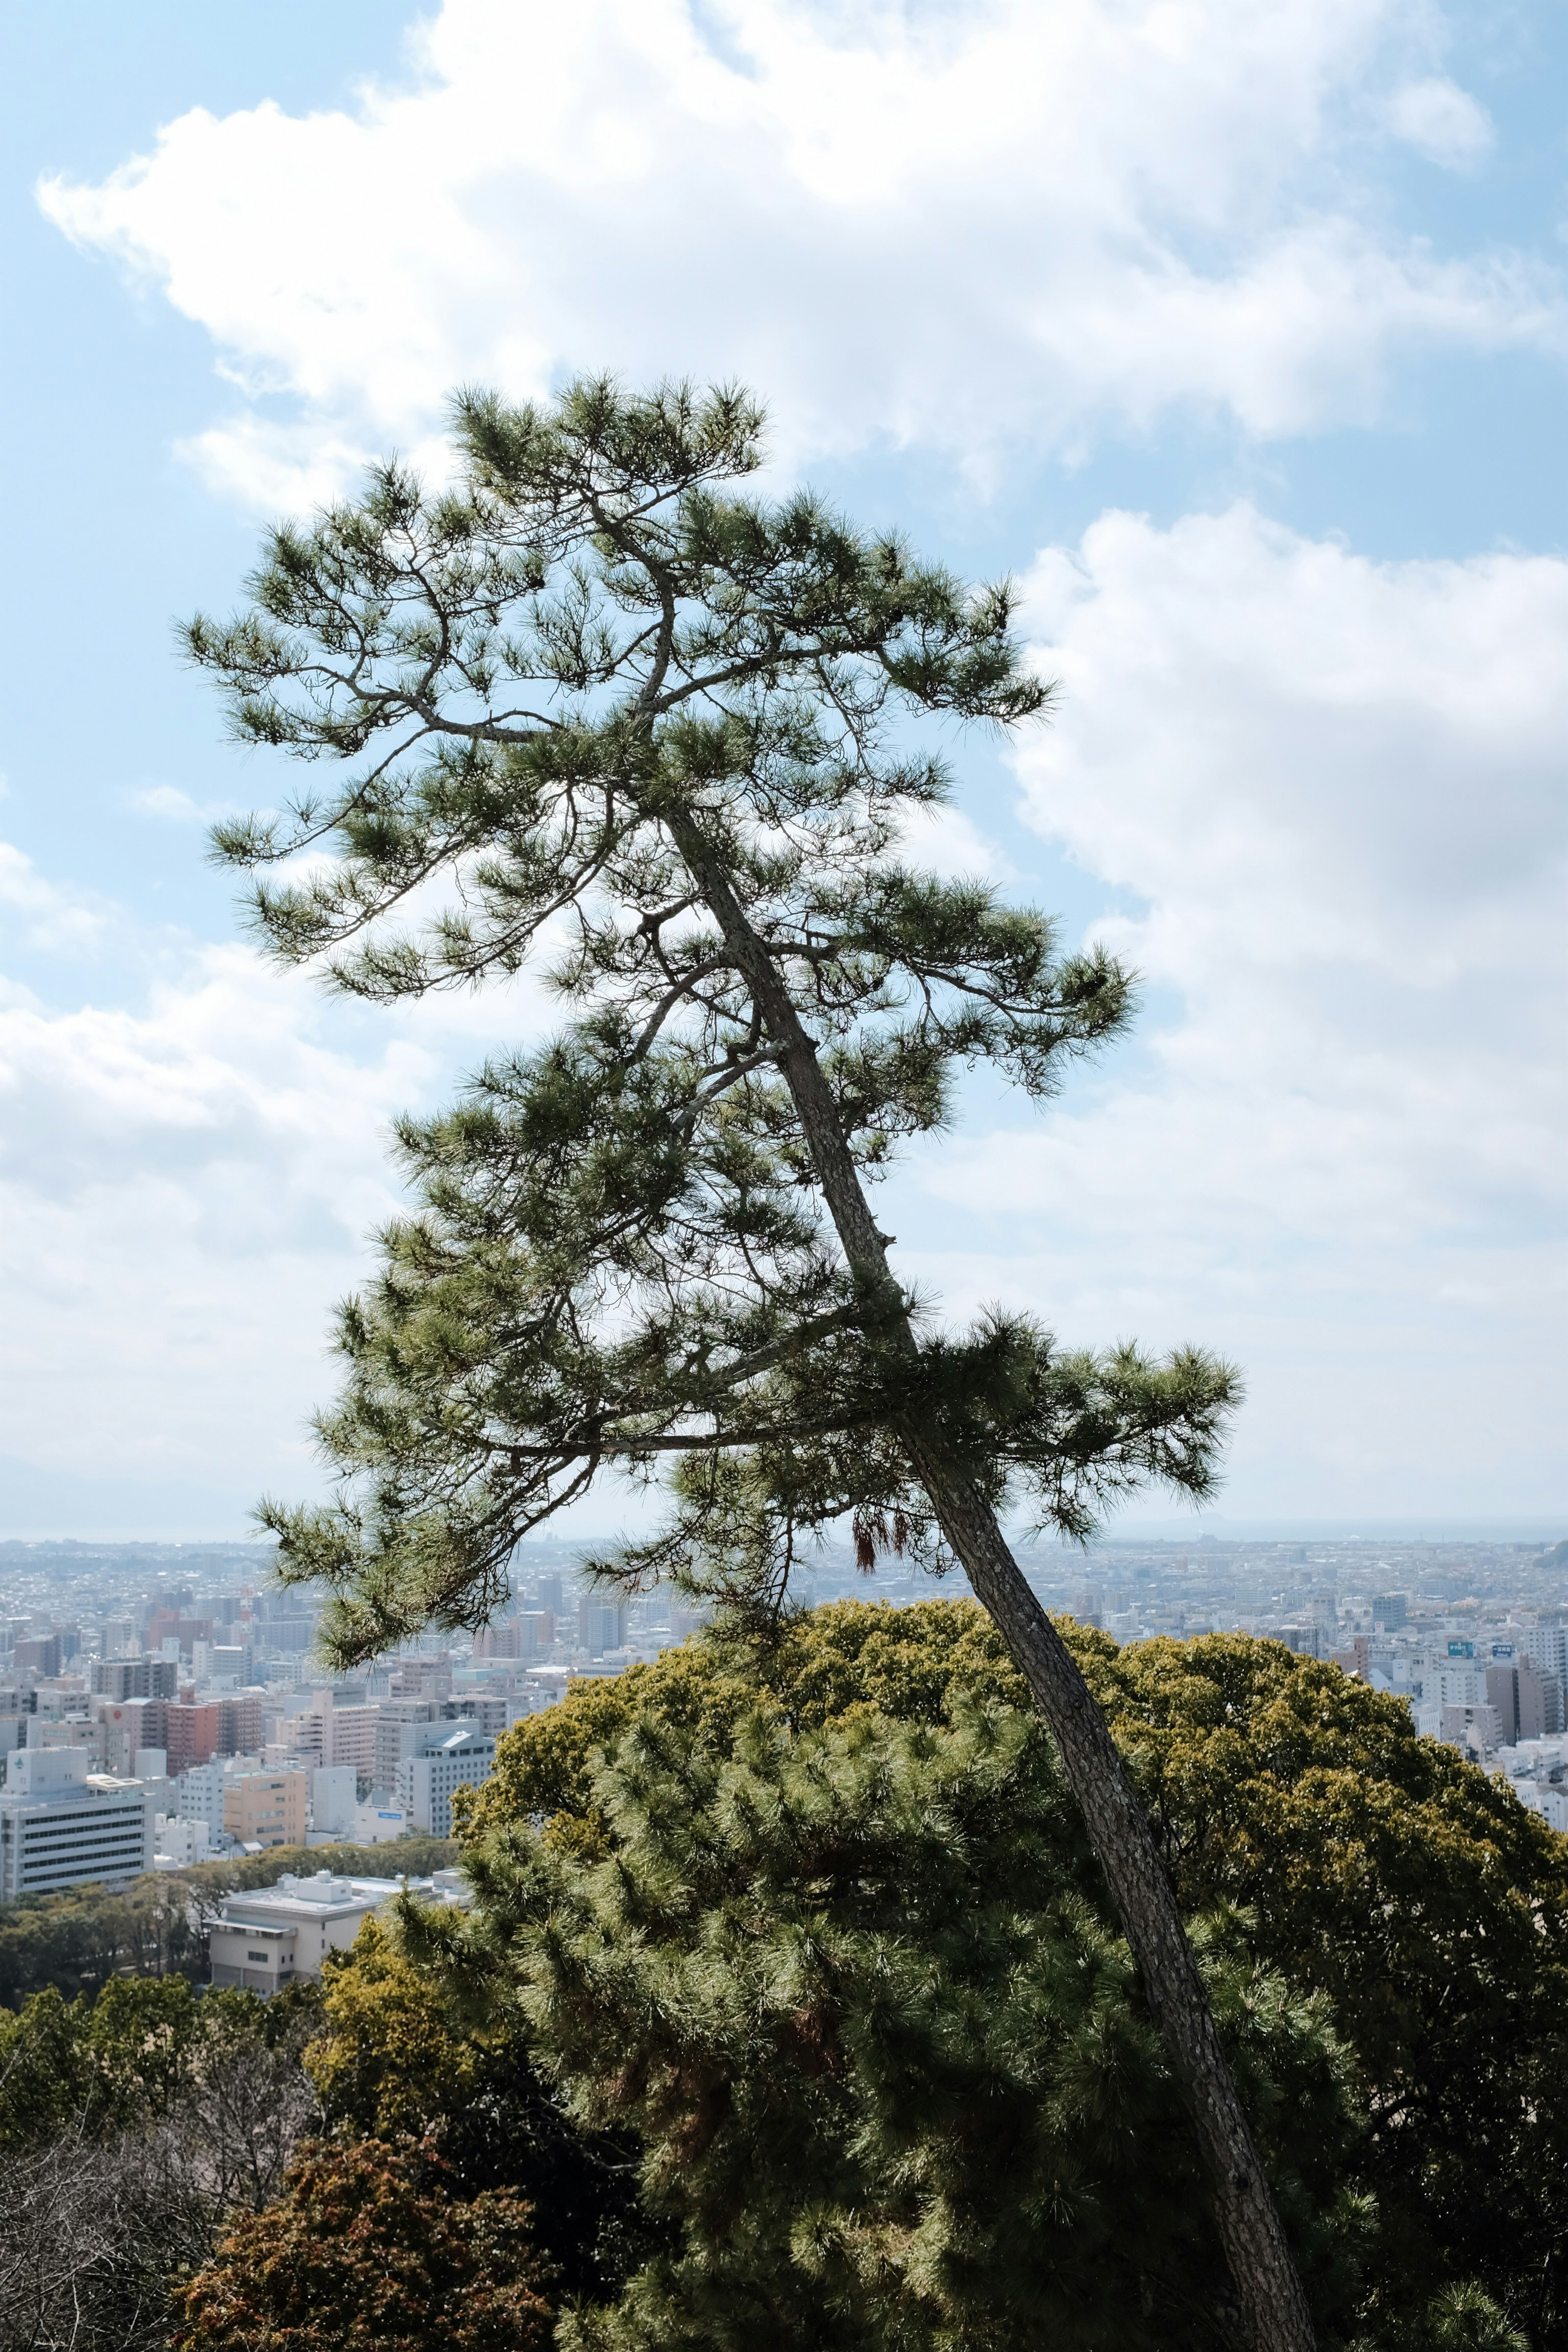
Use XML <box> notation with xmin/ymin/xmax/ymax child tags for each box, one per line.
<box><xmin>2</xmin><ymin>1514</ymin><xmax>1563</xmax><ymax>1553</ymax></box>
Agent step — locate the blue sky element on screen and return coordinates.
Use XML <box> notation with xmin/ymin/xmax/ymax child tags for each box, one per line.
<box><xmin>2</xmin><ymin>0</ymin><xmax>1565</xmax><ymax>1539</ymax></box>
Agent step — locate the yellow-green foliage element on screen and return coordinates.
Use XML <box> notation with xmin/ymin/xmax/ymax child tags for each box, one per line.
<box><xmin>459</xmin><ymin>1600</ymin><xmax>1024</xmax><ymax>1850</ymax></box>
<box><xmin>455</xmin><ymin>1692</ymin><xmax>1367</xmax><ymax>2352</ymax></box>
<box><xmin>306</xmin><ymin>1917</ymin><xmax>480</xmax><ymax>2138</ymax></box>
<box><xmin>453</xmin><ymin>1601</ymin><xmax>1568</xmax><ymax>2345</ymax></box>
<box><xmin>180</xmin><ymin>2136</ymin><xmax>554</xmax><ymax>2351</ymax></box>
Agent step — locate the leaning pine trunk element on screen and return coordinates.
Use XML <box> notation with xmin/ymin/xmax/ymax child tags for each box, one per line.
<box><xmin>904</xmin><ymin>1450</ymin><xmax>1316</xmax><ymax>2352</ymax></box>
<box><xmin>679</xmin><ymin>812</ymin><xmax>1318</xmax><ymax>2352</ymax></box>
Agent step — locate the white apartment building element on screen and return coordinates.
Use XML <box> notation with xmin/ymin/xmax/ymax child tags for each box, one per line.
<box><xmin>0</xmin><ymin>1747</ymin><xmax>152</xmax><ymax>1899</ymax></box>
<box><xmin>310</xmin><ymin>1765</ymin><xmax>357</xmax><ymax>1839</ymax></box>
<box><xmin>207</xmin><ymin>1866</ymin><xmax>469</xmax><ymax>1994</ymax></box>
<box><xmin>1515</xmin><ymin>1626</ymin><xmax>1568</xmax><ymax>1685</ymax></box>
<box><xmin>208</xmin><ymin>1870</ymin><xmax>411</xmax><ymax>1995</ymax></box>
<box><xmin>395</xmin><ymin>1725</ymin><xmax>495</xmax><ymax>1836</ymax></box>
<box><xmin>153</xmin><ymin>1812</ymin><xmax>212</xmax><ymax>1867</ymax></box>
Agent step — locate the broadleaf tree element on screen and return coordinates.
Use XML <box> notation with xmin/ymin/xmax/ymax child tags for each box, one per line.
<box><xmin>189</xmin><ymin>377</ymin><xmax>1308</xmax><ymax>2349</ymax></box>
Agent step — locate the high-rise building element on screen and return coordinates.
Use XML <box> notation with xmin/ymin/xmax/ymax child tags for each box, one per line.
<box><xmin>29</xmin><ymin>1717</ymin><xmax>106</xmax><ymax>1766</ymax></box>
<box><xmin>13</xmin><ymin>1634</ymin><xmax>62</xmax><ymax>1679</ymax></box>
<box><xmin>1496</xmin><ymin>1657</ymin><xmax>1566</xmax><ymax>1743</ymax></box>
<box><xmin>1441</xmin><ymin>1702</ymin><xmax>1503</xmax><ymax>1757</ymax></box>
<box><xmin>578</xmin><ymin>1596</ymin><xmax>628</xmax><ymax>1657</ymax></box>
<box><xmin>97</xmin><ymin>1697</ymin><xmax>167</xmax><ymax>1775</ymax></box>
<box><xmin>310</xmin><ymin>1766</ymin><xmax>357</xmax><ymax>1838</ymax></box>
<box><xmin>326</xmin><ymin>1705</ymin><xmax>380</xmax><ymax>1780</ymax></box>
<box><xmin>176</xmin><ymin>1758</ymin><xmax>258</xmax><ymax>1844</ymax></box>
<box><xmin>374</xmin><ymin>1699</ymin><xmax>438</xmax><ymax>1791</ymax></box>
<box><xmin>164</xmin><ymin>1704</ymin><xmax>222</xmax><ymax>1775</ymax></box>
<box><xmin>472</xmin><ymin>1620</ymin><xmax>523</xmax><ymax>1659</ymax></box>
<box><xmin>396</xmin><ymin>1726</ymin><xmax>495</xmax><ymax>1837</ymax></box>
<box><xmin>389</xmin><ymin>1659</ymin><xmax>453</xmax><ymax>1701</ymax></box>
<box><xmin>444</xmin><ymin>1695</ymin><xmax>512</xmax><ymax>1738</ymax></box>
<box><xmin>214</xmin><ymin>1693</ymin><xmax>266</xmax><ymax>1757</ymax></box>
<box><xmin>1486</xmin><ymin>1663</ymin><xmax>1522</xmax><ymax>1747</ymax></box>
<box><xmin>0</xmin><ymin>1748</ymin><xmax>152</xmax><ymax>1899</ymax></box>
<box><xmin>92</xmin><ymin>1658</ymin><xmax>179</xmax><ymax>1702</ymax></box>
<box><xmin>224</xmin><ymin>1769</ymin><xmax>307</xmax><ymax>1849</ymax></box>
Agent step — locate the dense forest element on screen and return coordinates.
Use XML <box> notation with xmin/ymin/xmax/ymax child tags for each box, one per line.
<box><xmin>3</xmin><ymin>1607</ymin><xmax>1563</xmax><ymax>2349</ymax></box>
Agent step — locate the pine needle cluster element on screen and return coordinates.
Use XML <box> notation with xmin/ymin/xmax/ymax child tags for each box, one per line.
<box><xmin>186</xmin><ymin>375</ymin><xmax>1236</xmax><ymax>1663</ymax></box>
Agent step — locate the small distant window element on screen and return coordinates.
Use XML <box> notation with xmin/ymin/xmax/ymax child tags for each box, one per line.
<box><xmin>247</xmin><ymin>1950</ymin><xmax>269</xmax><ymax>1962</ymax></box>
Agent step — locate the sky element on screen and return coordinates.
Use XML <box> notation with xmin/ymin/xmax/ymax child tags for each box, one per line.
<box><xmin>1</xmin><ymin>0</ymin><xmax>1565</xmax><ymax>1541</ymax></box>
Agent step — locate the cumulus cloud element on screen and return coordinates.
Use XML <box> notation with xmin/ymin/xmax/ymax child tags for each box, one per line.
<box><xmin>16</xmin><ymin>0</ymin><xmax>1568</xmax><ymax>1526</ymax></box>
<box><xmin>898</xmin><ymin>508</ymin><xmax>1568</xmax><ymax>1515</ymax></box>
<box><xmin>0</xmin><ymin>841</ymin><xmax>105</xmax><ymax>951</ymax></box>
<box><xmin>0</xmin><ymin>946</ymin><xmax>425</xmax><ymax>1499</ymax></box>
<box><xmin>37</xmin><ymin>0</ymin><xmax>1563</xmax><ymax>509</ymax></box>
<box><xmin>126</xmin><ymin>785</ymin><xmax>230</xmax><ymax>822</ymax></box>
<box><xmin>5</xmin><ymin>514</ymin><xmax>1566</xmax><ymax>1526</ymax></box>
<box><xmin>0</xmin><ymin>923</ymin><xmax>561</xmax><ymax>1512</ymax></box>
<box><xmin>1385</xmin><ymin>75</ymin><xmax>1494</xmax><ymax>168</ymax></box>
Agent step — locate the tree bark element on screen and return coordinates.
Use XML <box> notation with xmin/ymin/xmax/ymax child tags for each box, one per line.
<box><xmin>669</xmin><ymin>810</ymin><xmax>1318</xmax><ymax>2352</ymax></box>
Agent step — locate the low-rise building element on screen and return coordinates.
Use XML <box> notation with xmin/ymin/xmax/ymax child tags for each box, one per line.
<box><xmin>153</xmin><ymin>1812</ymin><xmax>212</xmax><ymax>1867</ymax></box>
<box><xmin>352</xmin><ymin>1798</ymin><xmax>412</xmax><ymax>1844</ymax></box>
<box><xmin>207</xmin><ymin>1866</ymin><xmax>463</xmax><ymax>1994</ymax></box>
<box><xmin>0</xmin><ymin>1747</ymin><xmax>152</xmax><ymax>1899</ymax></box>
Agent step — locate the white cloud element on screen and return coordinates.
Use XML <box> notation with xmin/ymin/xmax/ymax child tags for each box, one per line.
<box><xmin>1385</xmin><ymin>75</ymin><xmax>1494</xmax><ymax>168</ymax></box>
<box><xmin>127</xmin><ymin>785</ymin><xmax>228</xmax><ymax>823</ymax></box>
<box><xmin>0</xmin><ymin>946</ymin><xmax>423</xmax><ymax>1496</ymax></box>
<box><xmin>896</xmin><ymin>507</ymin><xmax>1568</xmax><ymax>1515</ymax></box>
<box><xmin>0</xmin><ymin>929</ymin><xmax>562</xmax><ymax>1508</ymax></box>
<box><xmin>4</xmin><ymin>512</ymin><xmax>1566</xmax><ymax>1525</ymax></box>
<box><xmin>36</xmin><ymin>0</ymin><xmax>1563</xmax><ymax>510</ymax></box>
<box><xmin>0</xmin><ymin>841</ymin><xmax>105</xmax><ymax>951</ymax></box>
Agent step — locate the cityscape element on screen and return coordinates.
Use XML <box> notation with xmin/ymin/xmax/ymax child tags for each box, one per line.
<box><xmin>4</xmin><ymin>1529</ymin><xmax>1565</xmax><ymax>1986</ymax></box>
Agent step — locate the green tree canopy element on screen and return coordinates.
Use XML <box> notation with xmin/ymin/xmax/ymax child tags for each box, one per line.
<box><xmin>395</xmin><ymin>1605</ymin><xmax>1564</xmax><ymax>2347</ymax></box>
<box><xmin>440</xmin><ymin>1696</ymin><xmax>1366</xmax><ymax>2350</ymax></box>
<box><xmin>304</xmin><ymin>1917</ymin><xmax>659</xmax><ymax>2301</ymax></box>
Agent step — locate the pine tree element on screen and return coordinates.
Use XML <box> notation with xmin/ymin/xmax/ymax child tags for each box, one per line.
<box><xmin>453</xmin><ymin>1598</ymin><xmax>1568</xmax><ymax>2346</ymax></box>
<box><xmin>188</xmin><ymin>377</ymin><xmax>1307</xmax><ymax>2346</ymax></box>
<box><xmin>432</xmin><ymin>1692</ymin><xmax>1370</xmax><ymax>2351</ymax></box>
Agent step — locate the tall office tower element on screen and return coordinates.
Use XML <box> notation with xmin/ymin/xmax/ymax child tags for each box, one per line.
<box><xmin>396</xmin><ymin>1725</ymin><xmax>495</xmax><ymax>1837</ymax></box>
